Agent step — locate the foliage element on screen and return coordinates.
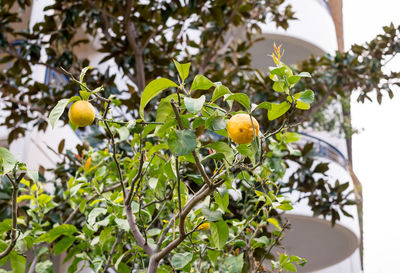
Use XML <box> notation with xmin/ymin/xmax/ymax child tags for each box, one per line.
<box><xmin>0</xmin><ymin>53</ymin><xmax>322</xmax><ymax>272</ymax></box>
<box><xmin>0</xmin><ymin>0</ymin><xmax>295</xmax><ymax>143</ymax></box>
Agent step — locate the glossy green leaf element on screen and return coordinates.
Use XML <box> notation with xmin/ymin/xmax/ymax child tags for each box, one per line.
<box><xmin>139</xmin><ymin>78</ymin><xmax>178</xmax><ymax>119</ymax></box>
<box><xmin>267</xmin><ymin>218</ymin><xmax>281</xmax><ymax>230</ymax></box>
<box><xmin>167</xmin><ymin>129</ymin><xmax>197</xmax><ymax>156</ymax></box>
<box><xmin>214</xmin><ymin>191</ymin><xmax>229</xmax><ymax>213</ymax></box>
<box><xmin>268</xmin><ymin>102</ymin><xmax>290</xmax><ymax>120</ymax></box>
<box><xmin>202</xmin><ymin>206</ymin><xmax>222</xmax><ymax>222</ymax></box>
<box><xmin>10</xmin><ymin>253</ymin><xmax>25</xmax><ymax>273</ymax></box>
<box><xmin>171</xmin><ymin>253</ymin><xmax>193</xmax><ymax>269</ymax></box>
<box><xmin>117</xmin><ymin>127</ymin><xmax>129</xmax><ymax>141</ymax></box>
<box><xmin>212</xmin><ymin>116</ymin><xmax>226</xmax><ymax>131</ymax></box>
<box><xmin>211</xmin><ymin>84</ymin><xmax>231</xmax><ymax>102</ymax></box>
<box><xmin>49</xmin><ymin>97</ymin><xmax>80</xmax><ymax>129</ymax></box>
<box><xmin>79</xmin><ymin>90</ymin><xmax>91</xmax><ymax>100</ymax></box>
<box><xmin>255</xmin><ymin>102</ymin><xmax>271</xmax><ymax>111</ymax></box>
<box><xmin>173</xmin><ymin>60</ymin><xmax>191</xmax><ymax>82</ymax></box>
<box><xmin>49</xmin><ymin>99</ymin><xmax>69</xmax><ymax>129</ymax></box>
<box><xmin>0</xmin><ymin>147</ymin><xmax>17</xmax><ymax>174</ymax></box>
<box><xmin>225</xmin><ymin>253</ymin><xmax>244</xmax><ymax>273</ymax></box>
<box><xmin>206</xmin><ymin>142</ymin><xmax>234</xmax><ymax>164</ymax></box>
<box><xmin>277</xmin><ymin>203</ymin><xmax>293</xmax><ymax>211</ymax></box>
<box><xmin>79</xmin><ymin>66</ymin><xmax>93</xmax><ymax>82</ymax></box>
<box><xmin>288</xmin><ymin>75</ymin><xmax>301</xmax><ymax>85</ymax></box>
<box><xmin>190</xmin><ymin>75</ymin><xmax>215</xmax><ymax>91</ymax></box>
<box><xmin>54</xmin><ymin>237</ymin><xmax>76</xmax><ymax>255</ymax></box>
<box><xmin>273</xmin><ymin>81</ymin><xmax>286</xmax><ymax>93</ymax></box>
<box><xmin>207</xmin><ymin>249</ymin><xmax>219</xmax><ymax>264</ymax></box>
<box><xmin>35</xmin><ymin>224</ymin><xmax>77</xmax><ymax>243</ymax></box>
<box><xmin>225</xmin><ymin>93</ymin><xmax>250</xmax><ymax>110</ymax></box>
<box><xmin>298</xmin><ymin>71</ymin><xmax>312</xmax><ymax>78</ymax></box>
<box><xmin>35</xmin><ymin>260</ymin><xmax>53</xmax><ymax>273</ymax></box>
<box><xmin>210</xmin><ymin>220</ymin><xmax>229</xmax><ymax>249</ymax></box>
<box><xmin>184</xmin><ymin>95</ymin><xmax>205</xmax><ymax>114</ymax></box>
<box><xmin>283</xmin><ymin>263</ymin><xmax>297</xmax><ymax>272</ymax></box>
<box><xmin>269</xmin><ymin>66</ymin><xmax>286</xmax><ymax>77</ymax></box>
<box><xmin>298</xmin><ymin>89</ymin><xmax>315</xmax><ymax>104</ymax></box>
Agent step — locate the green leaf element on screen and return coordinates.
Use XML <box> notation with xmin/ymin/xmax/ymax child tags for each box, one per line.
<box><xmin>184</xmin><ymin>96</ymin><xmax>205</xmax><ymax>114</ymax></box>
<box><xmin>0</xmin><ymin>147</ymin><xmax>17</xmax><ymax>174</ymax></box>
<box><xmin>49</xmin><ymin>99</ymin><xmax>69</xmax><ymax>129</ymax></box>
<box><xmin>225</xmin><ymin>93</ymin><xmax>250</xmax><ymax>110</ymax></box>
<box><xmin>298</xmin><ymin>71</ymin><xmax>311</xmax><ymax>78</ymax></box>
<box><xmin>298</xmin><ymin>89</ymin><xmax>315</xmax><ymax>104</ymax></box>
<box><xmin>168</xmin><ymin>129</ymin><xmax>197</xmax><ymax>156</ymax></box>
<box><xmin>28</xmin><ymin>170</ymin><xmax>39</xmax><ymax>183</ymax></box>
<box><xmin>273</xmin><ymin>81</ymin><xmax>286</xmax><ymax>93</ymax></box>
<box><xmin>202</xmin><ymin>206</ymin><xmax>222</xmax><ymax>222</ymax></box>
<box><xmin>190</xmin><ymin>75</ymin><xmax>215</xmax><ymax>92</ymax></box>
<box><xmin>88</xmin><ymin>208</ymin><xmax>107</xmax><ymax>227</ymax></box>
<box><xmin>210</xmin><ymin>220</ymin><xmax>229</xmax><ymax>249</ymax></box>
<box><xmin>269</xmin><ymin>66</ymin><xmax>287</xmax><ymax>77</ymax></box>
<box><xmin>35</xmin><ymin>225</ymin><xmax>77</xmax><ymax>243</ymax></box>
<box><xmin>80</xmin><ymin>66</ymin><xmax>93</xmax><ymax>82</ymax></box>
<box><xmin>283</xmin><ymin>263</ymin><xmax>297</xmax><ymax>272</ymax></box>
<box><xmin>35</xmin><ymin>260</ymin><xmax>53</xmax><ymax>273</ymax></box>
<box><xmin>206</xmin><ymin>142</ymin><xmax>234</xmax><ymax>164</ymax></box>
<box><xmin>277</xmin><ymin>203</ymin><xmax>293</xmax><ymax>211</ymax></box>
<box><xmin>214</xmin><ymin>191</ymin><xmax>229</xmax><ymax>213</ymax></box>
<box><xmin>79</xmin><ymin>90</ymin><xmax>91</xmax><ymax>100</ymax></box>
<box><xmin>267</xmin><ymin>218</ymin><xmax>281</xmax><ymax>230</ymax></box>
<box><xmin>255</xmin><ymin>102</ymin><xmax>271</xmax><ymax>111</ymax></box>
<box><xmin>251</xmin><ymin>236</ymin><xmax>270</xmax><ymax>248</ymax></box>
<box><xmin>10</xmin><ymin>253</ymin><xmax>25</xmax><ymax>273</ymax></box>
<box><xmin>268</xmin><ymin>102</ymin><xmax>290</xmax><ymax>120</ymax></box>
<box><xmin>49</xmin><ymin>97</ymin><xmax>81</xmax><ymax>129</ymax></box>
<box><xmin>173</xmin><ymin>60</ymin><xmax>191</xmax><ymax>82</ymax></box>
<box><xmin>288</xmin><ymin>75</ymin><xmax>301</xmax><ymax>85</ymax></box>
<box><xmin>276</xmin><ymin>132</ymin><xmax>301</xmax><ymax>143</ymax></box>
<box><xmin>211</xmin><ymin>84</ymin><xmax>231</xmax><ymax>102</ymax></box>
<box><xmin>139</xmin><ymin>78</ymin><xmax>178</xmax><ymax>119</ymax></box>
<box><xmin>212</xmin><ymin>116</ymin><xmax>226</xmax><ymax>131</ymax></box>
<box><xmin>236</xmin><ymin>144</ymin><xmax>255</xmax><ymax>165</ymax></box>
<box><xmin>225</xmin><ymin>253</ymin><xmax>244</xmax><ymax>273</ymax></box>
<box><xmin>54</xmin><ymin>237</ymin><xmax>76</xmax><ymax>255</ymax></box>
<box><xmin>171</xmin><ymin>253</ymin><xmax>193</xmax><ymax>269</ymax></box>
<box><xmin>117</xmin><ymin>127</ymin><xmax>129</xmax><ymax>142</ymax></box>
<box><xmin>207</xmin><ymin>249</ymin><xmax>219</xmax><ymax>264</ymax></box>
<box><xmin>91</xmin><ymin>85</ymin><xmax>103</xmax><ymax>95</ymax></box>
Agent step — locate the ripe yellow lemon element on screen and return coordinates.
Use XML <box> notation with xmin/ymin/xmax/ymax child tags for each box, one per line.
<box><xmin>227</xmin><ymin>114</ymin><xmax>259</xmax><ymax>144</ymax></box>
<box><xmin>197</xmin><ymin>222</ymin><xmax>210</xmax><ymax>231</ymax></box>
<box><xmin>68</xmin><ymin>100</ymin><xmax>96</xmax><ymax>127</ymax></box>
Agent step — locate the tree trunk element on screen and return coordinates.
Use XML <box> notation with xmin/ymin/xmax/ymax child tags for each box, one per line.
<box><xmin>135</xmin><ymin>52</ymin><xmax>146</xmax><ymax>93</ymax></box>
<box><xmin>147</xmin><ymin>256</ymin><xmax>160</xmax><ymax>273</ymax></box>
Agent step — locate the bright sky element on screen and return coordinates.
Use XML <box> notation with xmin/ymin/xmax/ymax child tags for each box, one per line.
<box><xmin>344</xmin><ymin>1</ymin><xmax>400</xmax><ymax>273</ymax></box>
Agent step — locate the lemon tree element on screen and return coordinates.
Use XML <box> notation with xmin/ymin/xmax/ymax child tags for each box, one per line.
<box><xmin>0</xmin><ymin>47</ymin><xmax>314</xmax><ymax>273</ymax></box>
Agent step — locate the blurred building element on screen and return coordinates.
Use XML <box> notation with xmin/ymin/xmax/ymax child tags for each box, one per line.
<box><xmin>0</xmin><ymin>0</ymin><xmax>362</xmax><ymax>272</ymax></box>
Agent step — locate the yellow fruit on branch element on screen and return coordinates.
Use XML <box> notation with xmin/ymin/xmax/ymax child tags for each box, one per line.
<box><xmin>197</xmin><ymin>222</ymin><xmax>210</xmax><ymax>231</ymax></box>
<box><xmin>227</xmin><ymin>114</ymin><xmax>259</xmax><ymax>144</ymax></box>
<box><xmin>68</xmin><ymin>100</ymin><xmax>96</xmax><ymax>127</ymax></box>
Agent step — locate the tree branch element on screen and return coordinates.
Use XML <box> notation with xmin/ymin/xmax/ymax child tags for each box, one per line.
<box><xmin>102</xmin><ymin>231</ymin><xmax>121</xmax><ymax>272</ymax></box>
<box><xmin>170</xmin><ymin>100</ymin><xmax>213</xmax><ymax>187</ymax></box>
<box><xmin>0</xmin><ymin>173</ymin><xmax>24</xmax><ymax>260</ymax></box>
<box><xmin>123</xmin><ymin>1</ymin><xmax>146</xmax><ymax>91</ymax></box>
<box><xmin>125</xmin><ymin>150</ymin><xmax>145</xmax><ymax>206</ymax></box>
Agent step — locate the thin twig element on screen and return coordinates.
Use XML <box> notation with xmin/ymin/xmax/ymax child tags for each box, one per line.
<box><xmin>0</xmin><ymin>173</ymin><xmax>24</xmax><ymax>259</ymax></box>
<box><xmin>103</xmin><ymin>231</ymin><xmax>122</xmax><ymax>272</ymax></box>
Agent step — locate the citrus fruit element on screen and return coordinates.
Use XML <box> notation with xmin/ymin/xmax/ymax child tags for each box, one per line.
<box><xmin>68</xmin><ymin>100</ymin><xmax>96</xmax><ymax>127</ymax></box>
<box><xmin>227</xmin><ymin>114</ymin><xmax>259</xmax><ymax>144</ymax></box>
<box><xmin>197</xmin><ymin>222</ymin><xmax>210</xmax><ymax>231</ymax></box>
